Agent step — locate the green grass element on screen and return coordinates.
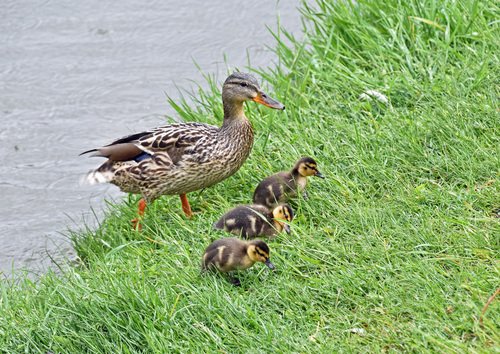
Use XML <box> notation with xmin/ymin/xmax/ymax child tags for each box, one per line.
<box><xmin>1</xmin><ymin>0</ymin><xmax>499</xmax><ymax>352</ymax></box>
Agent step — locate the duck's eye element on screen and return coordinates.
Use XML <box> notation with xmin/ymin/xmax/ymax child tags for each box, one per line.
<box><xmin>240</xmin><ymin>82</ymin><xmax>248</xmax><ymax>87</ymax></box>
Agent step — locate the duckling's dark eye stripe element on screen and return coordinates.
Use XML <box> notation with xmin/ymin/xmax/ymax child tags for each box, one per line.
<box><xmin>256</xmin><ymin>250</ymin><xmax>266</xmax><ymax>258</ymax></box>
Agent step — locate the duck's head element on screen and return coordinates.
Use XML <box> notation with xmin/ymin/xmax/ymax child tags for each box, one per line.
<box><xmin>222</xmin><ymin>72</ymin><xmax>285</xmax><ymax>111</ymax></box>
<box><xmin>248</xmin><ymin>240</ymin><xmax>275</xmax><ymax>269</ymax></box>
<box><xmin>295</xmin><ymin>157</ymin><xmax>324</xmax><ymax>178</ymax></box>
<box><xmin>272</xmin><ymin>204</ymin><xmax>294</xmax><ymax>234</ymax></box>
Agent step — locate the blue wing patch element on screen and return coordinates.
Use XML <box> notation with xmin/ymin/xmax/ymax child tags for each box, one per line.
<box><xmin>133</xmin><ymin>151</ymin><xmax>152</xmax><ymax>162</ymax></box>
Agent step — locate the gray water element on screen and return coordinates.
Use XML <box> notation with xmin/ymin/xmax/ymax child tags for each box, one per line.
<box><xmin>0</xmin><ymin>0</ymin><xmax>302</xmax><ymax>276</ymax></box>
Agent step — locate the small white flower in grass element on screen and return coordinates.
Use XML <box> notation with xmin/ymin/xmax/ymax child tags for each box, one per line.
<box><xmin>349</xmin><ymin>328</ymin><xmax>367</xmax><ymax>336</ymax></box>
<box><xmin>359</xmin><ymin>90</ymin><xmax>389</xmax><ymax>104</ymax></box>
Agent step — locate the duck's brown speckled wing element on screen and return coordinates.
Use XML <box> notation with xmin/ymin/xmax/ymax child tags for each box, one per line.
<box><xmin>104</xmin><ymin>122</ymin><xmax>218</xmax><ymax>164</ymax></box>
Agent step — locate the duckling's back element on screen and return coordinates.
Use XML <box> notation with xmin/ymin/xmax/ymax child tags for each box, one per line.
<box><xmin>213</xmin><ymin>204</ymin><xmax>275</xmax><ymax>238</ymax></box>
<box><xmin>202</xmin><ymin>238</ymin><xmax>249</xmax><ymax>272</ymax></box>
<box><xmin>253</xmin><ymin>172</ymin><xmax>296</xmax><ymax>208</ymax></box>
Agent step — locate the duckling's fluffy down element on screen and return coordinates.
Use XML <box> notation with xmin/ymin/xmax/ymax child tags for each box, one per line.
<box><xmin>213</xmin><ymin>204</ymin><xmax>279</xmax><ymax>239</ymax></box>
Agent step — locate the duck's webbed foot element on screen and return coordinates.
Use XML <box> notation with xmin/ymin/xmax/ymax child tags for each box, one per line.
<box><xmin>131</xmin><ymin>218</ymin><xmax>142</xmax><ymax>231</ymax></box>
<box><xmin>228</xmin><ymin>275</ymin><xmax>241</xmax><ymax>287</ymax></box>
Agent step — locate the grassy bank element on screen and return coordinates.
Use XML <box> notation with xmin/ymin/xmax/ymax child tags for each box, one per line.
<box><xmin>1</xmin><ymin>0</ymin><xmax>499</xmax><ymax>352</ymax></box>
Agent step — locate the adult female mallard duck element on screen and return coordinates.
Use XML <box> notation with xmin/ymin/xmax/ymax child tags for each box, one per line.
<box><xmin>81</xmin><ymin>72</ymin><xmax>285</xmax><ymax>226</ymax></box>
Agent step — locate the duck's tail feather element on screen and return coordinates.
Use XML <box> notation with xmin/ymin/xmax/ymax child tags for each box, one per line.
<box><xmin>81</xmin><ymin>170</ymin><xmax>114</xmax><ymax>185</ymax></box>
<box><xmin>80</xmin><ymin>160</ymin><xmax>116</xmax><ymax>185</ymax></box>
<box><xmin>79</xmin><ymin>148</ymin><xmax>98</xmax><ymax>156</ymax></box>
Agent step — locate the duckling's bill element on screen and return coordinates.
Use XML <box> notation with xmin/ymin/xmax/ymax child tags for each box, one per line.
<box><xmin>315</xmin><ymin>171</ymin><xmax>325</xmax><ymax>179</ymax></box>
<box><xmin>265</xmin><ymin>259</ymin><xmax>276</xmax><ymax>270</ymax></box>
<box><xmin>283</xmin><ymin>223</ymin><xmax>291</xmax><ymax>234</ymax></box>
<box><xmin>252</xmin><ymin>91</ymin><xmax>285</xmax><ymax>110</ymax></box>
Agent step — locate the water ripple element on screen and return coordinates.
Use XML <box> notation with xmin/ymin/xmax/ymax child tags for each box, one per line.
<box><xmin>0</xmin><ymin>0</ymin><xmax>302</xmax><ymax>276</ymax></box>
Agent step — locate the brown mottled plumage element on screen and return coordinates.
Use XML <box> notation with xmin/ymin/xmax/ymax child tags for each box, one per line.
<box><xmin>213</xmin><ymin>204</ymin><xmax>294</xmax><ymax>239</ymax></box>
<box><xmin>81</xmin><ymin>73</ymin><xmax>285</xmax><ymax>221</ymax></box>
<box><xmin>253</xmin><ymin>157</ymin><xmax>324</xmax><ymax>208</ymax></box>
<box><xmin>202</xmin><ymin>238</ymin><xmax>275</xmax><ymax>285</ymax></box>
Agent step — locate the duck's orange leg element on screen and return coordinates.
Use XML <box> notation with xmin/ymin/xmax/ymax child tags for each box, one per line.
<box><xmin>179</xmin><ymin>193</ymin><xmax>193</xmax><ymax>218</ymax></box>
<box><xmin>131</xmin><ymin>198</ymin><xmax>147</xmax><ymax>230</ymax></box>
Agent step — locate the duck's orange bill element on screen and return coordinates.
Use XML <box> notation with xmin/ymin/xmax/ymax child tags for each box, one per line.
<box><xmin>253</xmin><ymin>91</ymin><xmax>285</xmax><ymax>110</ymax></box>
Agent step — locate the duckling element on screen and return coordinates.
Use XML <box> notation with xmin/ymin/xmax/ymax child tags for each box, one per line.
<box><xmin>202</xmin><ymin>238</ymin><xmax>275</xmax><ymax>285</ymax></box>
<box><xmin>253</xmin><ymin>156</ymin><xmax>324</xmax><ymax>208</ymax></box>
<box><xmin>213</xmin><ymin>204</ymin><xmax>294</xmax><ymax>239</ymax></box>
